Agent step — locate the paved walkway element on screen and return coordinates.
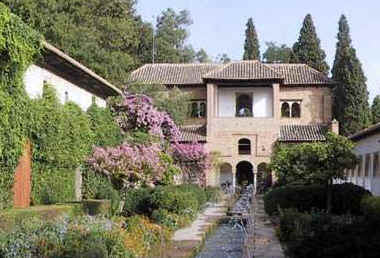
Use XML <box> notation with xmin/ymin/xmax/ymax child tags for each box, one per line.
<box><xmin>172</xmin><ymin>201</ymin><xmax>227</xmax><ymax>241</ymax></box>
<box><xmin>252</xmin><ymin>195</ymin><xmax>285</xmax><ymax>258</ymax></box>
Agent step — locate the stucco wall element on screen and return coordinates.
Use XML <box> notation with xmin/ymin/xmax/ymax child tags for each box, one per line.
<box><xmin>344</xmin><ymin>133</ymin><xmax>380</xmax><ymax>196</ymax></box>
<box><xmin>217</xmin><ymin>87</ymin><xmax>273</xmax><ymax>118</ymax></box>
<box><xmin>279</xmin><ymin>86</ymin><xmax>332</xmax><ymax>124</ymax></box>
<box><xmin>24</xmin><ymin>64</ymin><xmax>106</xmax><ymax>110</ymax></box>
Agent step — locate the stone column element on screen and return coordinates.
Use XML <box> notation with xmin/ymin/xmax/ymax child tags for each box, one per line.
<box><xmin>272</xmin><ymin>83</ymin><xmax>280</xmax><ymax>119</ymax></box>
<box><xmin>206</xmin><ymin>83</ymin><xmax>216</xmax><ymax>140</ymax></box>
<box><xmin>232</xmin><ymin>165</ymin><xmax>236</xmax><ymax>193</ymax></box>
<box><xmin>369</xmin><ymin>153</ymin><xmax>374</xmax><ymax>193</ymax></box>
<box><xmin>361</xmin><ymin>157</ymin><xmax>366</xmax><ymax>187</ymax></box>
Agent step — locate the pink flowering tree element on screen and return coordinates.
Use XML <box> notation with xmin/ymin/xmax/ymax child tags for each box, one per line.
<box><xmin>171</xmin><ymin>142</ymin><xmax>211</xmax><ymax>186</ymax></box>
<box><xmin>87</xmin><ymin>91</ymin><xmax>212</xmax><ymax>188</ymax></box>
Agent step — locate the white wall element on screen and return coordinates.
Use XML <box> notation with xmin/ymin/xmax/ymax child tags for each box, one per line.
<box><xmin>217</xmin><ymin>87</ymin><xmax>273</xmax><ymax>118</ymax></box>
<box><xmin>341</xmin><ymin>133</ymin><xmax>380</xmax><ymax>196</ymax></box>
<box><xmin>24</xmin><ymin>64</ymin><xmax>106</xmax><ymax>110</ymax></box>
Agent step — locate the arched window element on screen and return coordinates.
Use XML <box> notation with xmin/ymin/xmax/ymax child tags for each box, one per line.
<box><xmin>236</xmin><ymin>94</ymin><xmax>253</xmax><ymax>117</ymax></box>
<box><xmin>238</xmin><ymin>138</ymin><xmax>251</xmax><ymax>155</ymax></box>
<box><xmin>281</xmin><ymin>102</ymin><xmax>290</xmax><ymax>117</ymax></box>
<box><xmin>291</xmin><ymin>102</ymin><xmax>301</xmax><ymax>118</ymax></box>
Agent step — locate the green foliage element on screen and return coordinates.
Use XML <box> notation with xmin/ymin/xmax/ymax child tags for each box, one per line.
<box><xmin>155</xmin><ymin>8</ymin><xmax>195</xmax><ymax>63</ymax></box>
<box><xmin>215</xmin><ymin>53</ymin><xmax>231</xmax><ymax>64</ymax></box>
<box><xmin>0</xmin><ymin>216</ymin><xmax>135</xmax><ymax>258</ymax></box>
<box><xmin>279</xmin><ymin>209</ymin><xmax>380</xmax><ymax>258</ymax></box>
<box><xmin>371</xmin><ymin>95</ymin><xmax>380</xmax><ymax>124</ymax></box>
<box><xmin>361</xmin><ymin>196</ymin><xmax>380</xmax><ymax>223</ymax></box>
<box><xmin>0</xmin><ymin>2</ymin><xmax>42</xmax><ymax>209</ymax></box>
<box><xmin>264</xmin><ymin>183</ymin><xmax>371</xmax><ymax>216</ymax></box>
<box><xmin>291</xmin><ymin>14</ymin><xmax>329</xmax><ymax>74</ymax></box>
<box><xmin>204</xmin><ymin>186</ymin><xmax>223</xmax><ymax>203</ymax></box>
<box><xmin>87</xmin><ymin>101</ymin><xmax>123</xmax><ymax>147</ymax></box>
<box><xmin>151</xmin><ymin>209</ymin><xmax>188</xmax><ymax>230</ymax></box>
<box><xmin>195</xmin><ymin>48</ymin><xmax>211</xmax><ymax>63</ymax></box>
<box><xmin>121</xmin><ymin>188</ymin><xmax>153</xmax><ymax>217</ymax></box>
<box><xmin>29</xmin><ymin>85</ymin><xmax>94</xmax><ymax>205</ymax></box>
<box><xmin>243</xmin><ymin>18</ymin><xmax>260</xmax><ymax>60</ymax></box>
<box><xmin>32</xmin><ymin>168</ymin><xmax>75</xmax><ymax>205</ymax></box>
<box><xmin>159</xmin><ymin>153</ymin><xmax>182</xmax><ymax>186</ymax></box>
<box><xmin>270</xmin><ymin>133</ymin><xmax>357</xmax><ymax>186</ymax></box>
<box><xmin>126</xmin><ymin>83</ymin><xmax>191</xmax><ymax>125</ymax></box>
<box><xmin>81</xmin><ymin>167</ymin><xmax>114</xmax><ymax>200</ymax></box>
<box><xmin>263</xmin><ymin>41</ymin><xmax>292</xmax><ymax>63</ymax></box>
<box><xmin>332</xmin><ymin>15</ymin><xmax>372</xmax><ymax>135</ymax></box>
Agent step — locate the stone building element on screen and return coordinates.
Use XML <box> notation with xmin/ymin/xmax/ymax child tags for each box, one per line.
<box><xmin>130</xmin><ymin>60</ymin><xmax>337</xmax><ymax>189</ymax></box>
<box><xmin>345</xmin><ymin>123</ymin><xmax>380</xmax><ymax>196</ymax></box>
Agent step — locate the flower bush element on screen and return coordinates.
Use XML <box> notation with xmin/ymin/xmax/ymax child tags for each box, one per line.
<box><xmin>171</xmin><ymin>142</ymin><xmax>211</xmax><ymax>186</ymax></box>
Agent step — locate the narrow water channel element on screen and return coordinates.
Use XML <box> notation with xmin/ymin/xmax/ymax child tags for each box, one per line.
<box><xmin>196</xmin><ymin>186</ymin><xmax>254</xmax><ymax>258</ymax></box>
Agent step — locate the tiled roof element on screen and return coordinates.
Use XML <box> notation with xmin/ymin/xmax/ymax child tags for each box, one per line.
<box><xmin>203</xmin><ymin>60</ymin><xmax>283</xmax><ymax>80</ymax></box>
<box><xmin>279</xmin><ymin>124</ymin><xmax>328</xmax><ymax>142</ymax></box>
<box><xmin>349</xmin><ymin>122</ymin><xmax>380</xmax><ymax>141</ymax></box>
<box><xmin>178</xmin><ymin>124</ymin><xmax>207</xmax><ymax>142</ymax></box>
<box><xmin>129</xmin><ymin>63</ymin><xmax>221</xmax><ymax>85</ymax></box>
<box><xmin>266</xmin><ymin>64</ymin><xmax>334</xmax><ymax>85</ymax></box>
<box><xmin>129</xmin><ymin>61</ymin><xmax>333</xmax><ymax>86</ymax></box>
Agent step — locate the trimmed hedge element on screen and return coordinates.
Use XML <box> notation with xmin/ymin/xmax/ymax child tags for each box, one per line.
<box><xmin>264</xmin><ymin>183</ymin><xmax>371</xmax><ymax>215</ymax></box>
<box><xmin>361</xmin><ymin>196</ymin><xmax>380</xmax><ymax>223</ymax></box>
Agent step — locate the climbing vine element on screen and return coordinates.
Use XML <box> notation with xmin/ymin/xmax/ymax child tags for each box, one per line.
<box><xmin>0</xmin><ymin>3</ymin><xmax>42</xmax><ymax>209</ymax></box>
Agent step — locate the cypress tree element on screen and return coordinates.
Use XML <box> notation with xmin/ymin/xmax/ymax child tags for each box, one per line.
<box><xmin>291</xmin><ymin>14</ymin><xmax>329</xmax><ymax>74</ymax></box>
<box><xmin>332</xmin><ymin>15</ymin><xmax>372</xmax><ymax>135</ymax></box>
<box><xmin>243</xmin><ymin>18</ymin><xmax>260</xmax><ymax>60</ymax></box>
<box><xmin>372</xmin><ymin>95</ymin><xmax>380</xmax><ymax>124</ymax></box>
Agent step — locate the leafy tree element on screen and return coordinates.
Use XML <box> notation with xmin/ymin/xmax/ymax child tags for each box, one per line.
<box><xmin>243</xmin><ymin>18</ymin><xmax>260</xmax><ymax>60</ymax></box>
<box><xmin>332</xmin><ymin>15</ymin><xmax>372</xmax><ymax>135</ymax></box>
<box><xmin>125</xmin><ymin>83</ymin><xmax>191</xmax><ymax>125</ymax></box>
<box><xmin>263</xmin><ymin>41</ymin><xmax>292</xmax><ymax>63</ymax></box>
<box><xmin>270</xmin><ymin>132</ymin><xmax>358</xmax><ymax>212</ymax></box>
<box><xmin>195</xmin><ymin>48</ymin><xmax>211</xmax><ymax>63</ymax></box>
<box><xmin>155</xmin><ymin>8</ymin><xmax>195</xmax><ymax>63</ymax></box>
<box><xmin>2</xmin><ymin>0</ymin><xmax>141</xmax><ymax>86</ymax></box>
<box><xmin>291</xmin><ymin>14</ymin><xmax>329</xmax><ymax>74</ymax></box>
<box><xmin>372</xmin><ymin>95</ymin><xmax>380</xmax><ymax>124</ymax></box>
<box><xmin>216</xmin><ymin>53</ymin><xmax>231</xmax><ymax>64</ymax></box>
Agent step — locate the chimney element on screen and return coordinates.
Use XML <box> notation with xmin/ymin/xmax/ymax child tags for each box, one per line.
<box><xmin>329</xmin><ymin>119</ymin><xmax>339</xmax><ymax>134</ymax></box>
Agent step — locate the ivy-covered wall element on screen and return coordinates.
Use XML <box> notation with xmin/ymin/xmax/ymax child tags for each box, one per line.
<box><xmin>0</xmin><ymin>3</ymin><xmax>42</xmax><ymax>209</ymax></box>
<box><xmin>0</xmin><ymin>3</ymin><xmax>123</xmax><ymax>208</ymax></box>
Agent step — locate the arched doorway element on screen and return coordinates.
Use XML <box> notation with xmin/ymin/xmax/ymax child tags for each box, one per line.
<box><xmin>257</xmin><ymin>163</ymin><xmax>272</xmax><ymax>193</ymax></box>
<box><xmin>219</xmin><ymin>163</ymin><xmax>233</xmax><ymax>190</ymax></box>
<box><xmin>236</xmin><ymin>161</ymin><xmax>254</xmax><ymax>186</ymax></box>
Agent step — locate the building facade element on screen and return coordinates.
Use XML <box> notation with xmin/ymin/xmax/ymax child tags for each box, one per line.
<box><xmin>345</xmin><ymin>123</ymin><xmax>380</xmax><ymax>196</ymax></box>
<box><xmin>130</xmin><ymin>61</ymin><xmax>337</xmax><ymax>189</ymax></box>
<box><xmin>24</xmin><ymin>42</ymin><xmax>121</xmax><ymax>110</ymax></box>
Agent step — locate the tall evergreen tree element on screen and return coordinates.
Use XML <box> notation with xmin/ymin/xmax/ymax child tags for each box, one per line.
<box><xmin>291</xmin><ymin>14</ymin><xmax>329</xmax><ymax>74</ymax></box>
<box><xmin>372</xmin><ymin>95</ymin><xmax>380</xmax><ymax>124</ymax></box>
<box><xmin>332</xmin><ymin>15</ymin><xmax>372</xmax><ymax>135</ymax></box>
<box><xmin>243</xmin><ymin>18</ymin><xmax>260</xmax><ymax>60</ymax></box>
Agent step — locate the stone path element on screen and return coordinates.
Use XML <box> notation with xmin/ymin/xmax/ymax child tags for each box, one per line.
<box><xmin>252</xmin><ymin>195</ymin><xmax>285</xmax><ymax>258</ymax></box>
<box><xmin>172</xmin><ymin>201</ymin><xmax>227</xmax><ymax>241</ymax></box>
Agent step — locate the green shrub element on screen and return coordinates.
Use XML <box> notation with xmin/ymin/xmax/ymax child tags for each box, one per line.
<box><xmin>32</xmin><ymin>167</ymin><xmax>76</xmax><ymax>205</ymax></box>
<box><xmin>205</xmin><ymin>186</ymin><xmax>223</xmax><ymax>203</ymax></box>
<box><xmin>264</xmin><ymin>183</ymin><xmax>371</xmax><ymax>215</ymax></box>
<box><xmin>121</xmin><ymin>188</ymin><xmax>153</xmax><ymax>217</ymax></box>
<box><xmin>361</xmin><ymin>196</ymin><xmax>380</xmax><ymax>223</ymax></box>
<box><xmin>151</xmin><ymin>209</ymin><xmax>187</xmax><ymax>230</ymax></box>
<box><xmin>151</xmin><ymin>186</ymin><xmax>199</xmax><ymax>219</ymax></box>
<box><xmin>0</xmin><ymin>216</ymin><xmax>134</xmax><ymax>258</ymax></box>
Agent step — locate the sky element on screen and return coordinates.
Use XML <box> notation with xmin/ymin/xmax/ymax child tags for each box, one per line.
<box><xmin>136</xmin><ymin>0</ymin><xmax>380</xmax><ymax>103</ymax></box>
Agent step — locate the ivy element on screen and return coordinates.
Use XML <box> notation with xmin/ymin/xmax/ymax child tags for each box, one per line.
<box><xmin>0</xmin><ymin>3</ymin><xmax>42</xmax><ymax>209</ymax></box>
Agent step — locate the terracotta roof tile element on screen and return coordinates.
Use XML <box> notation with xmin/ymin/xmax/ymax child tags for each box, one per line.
<box><xmin>129</xmin><ymin>61</ymin><xmax>333</xmax><ymax>86</ymax></box>
<box><xmin>279</xmin><ymin>124</ymin><xmax>328</xmax><ymax>142</ymax></box>
<box><xmin>203</xmin><ymin>60</ymin><xmax>283</xmax><ymax>80</ymax></box>
<box><xmin>178</xmin><ymin>124</ymin><xmax>207</xmax><ymax>142</ymax></box>
<box><xmin>129</xmin><ymin>63</ymin><xmax>221</xmax><ymax>85</ymax></box>
<box><xmin>266</xmin><ymin>64</ymin><xmax>334</xmax><ymax>85</ymax></box>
